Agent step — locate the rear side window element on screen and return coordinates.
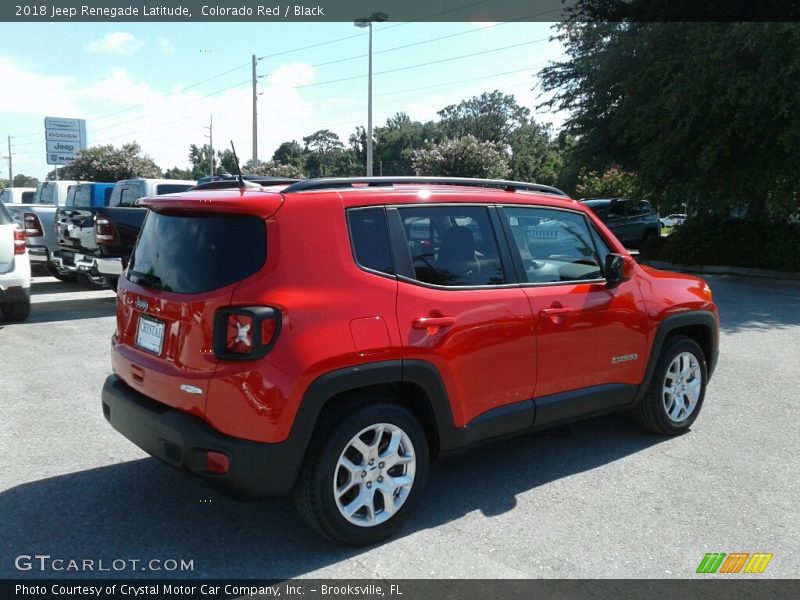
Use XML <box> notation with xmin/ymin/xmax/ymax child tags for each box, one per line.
<box><xmin>155</xmin><ymin>184</ymin><xmax>193</xmax><ymax>195</ymax></box>
<box><xmin>347</xmin><ymin>208</ymin><xmax>393</xmax><ymax>276</ymax></box>
<box><xmin>397</xmin><ymin>205</ymin><xmax>506</xmax><ymax>287</ymax></box>
<box><xmin>21</xmin><ymin>191</ymin><xmax>34</xmax><ymax>203</ymax></box>
<box><xmin>103</xmin><ymin>187</ymin><xmax>113</xmax><ymax>206</ymax></box>
<box><xmin>128</xmin><ymin>212</ymin><xmax>266</xmax><ymax>294</ymax></box>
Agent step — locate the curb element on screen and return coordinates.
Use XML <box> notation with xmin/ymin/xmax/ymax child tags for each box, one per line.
<box><xmin>640</xmin><ymin>260</ymin><xmax>800</xmax><ymax>281</ymax></box>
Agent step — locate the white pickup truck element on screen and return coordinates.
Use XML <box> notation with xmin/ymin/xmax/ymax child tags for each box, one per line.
<box><xmin>6</xmin><ymin>180</ymin><xmax>80</xmax><ymax>278</ymax></box>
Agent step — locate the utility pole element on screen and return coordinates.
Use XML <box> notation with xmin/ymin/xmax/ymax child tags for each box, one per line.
<box><xmin>354</xmin><ymin>12</ymin><xmax>388</xmax><ymax>177</ymax></box>
<box><xmin>204</xmin><ymin>116</ymin><xmax>214</xmax><ymax>176</ymax></box>
<box><xmin>6</xmin><ymin>136</ymin><xmax>12</xmax><ymax>186</ymax></box>
<box><xmin>252</xmin><ymin>54</ymin><xmax>258</xmax><ymax>167</ymax></box>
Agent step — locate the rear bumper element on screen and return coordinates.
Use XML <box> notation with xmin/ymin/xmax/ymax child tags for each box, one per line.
<box><xmin>101</xmin><ymin>375</ymin><xmax>304</xmax><ymax>498</ymax></box>
<box><xmin>52</xmin><ymin>252</ymin><xmax>122</xmax><ymax>278</ymax></box>
<box><xmin>27</xmin><ymin>245</ymin><xmax>49</xmax><ymax>263</ymax></box>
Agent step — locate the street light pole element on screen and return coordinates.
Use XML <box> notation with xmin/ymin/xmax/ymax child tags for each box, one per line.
<box><xmin>354</xmin><ymin>11</ymin><xmax>387</xmax><ymax>177</ymax></box>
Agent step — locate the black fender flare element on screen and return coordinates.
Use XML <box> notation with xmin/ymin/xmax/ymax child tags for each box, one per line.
<box><xmin>635</xmin><ymin>310</ymin><xmax>719</xmax><ymax>404</ymax></box>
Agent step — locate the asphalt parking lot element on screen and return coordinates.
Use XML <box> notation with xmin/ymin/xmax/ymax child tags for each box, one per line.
<box><xmin>1</xmin><ymin>267</ymin><xmax>798</xmax><ymax>579</ymax></box>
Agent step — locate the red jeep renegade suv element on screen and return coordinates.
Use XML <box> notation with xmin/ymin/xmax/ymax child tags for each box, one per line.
<box><xmin>102</xmin><ymin>176</ymin><xmax>719</xmax><ymax>545</ymax></box>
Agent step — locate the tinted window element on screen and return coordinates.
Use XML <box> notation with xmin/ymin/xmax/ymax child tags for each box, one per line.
<box><xmin>21</xmin><ymin>191</ymin><xmax>34</xmax><ymax>203</ymax></box>
<box><xmin>347</xmin><ymin>208</ymin><xmax>393</xmax><ymax>275</ymax></box>
<box><xmin>73</xmin><ymin>185</ymin><xmax>92</xmax><ymax>208</ymax></box>
<box><xmin>155</xmin><ymin>183</ymin><xmax>193</xmax><ymax>195</ymax></box>
<box><xmin>128</xmin><ymin>212</ymin><xmax>266</xmax><ymax>294</ymax></box>
<box><xmin>118</xmin><ymin>186</ymin><xmax>140</xmax><ymax>207</ymax></box>
<box><xmin>103</xmin><ymin>187</ymin><xmax>113</xmax><ymax>206</ymax></box>
<box><xmin>503</xmin><ymin>207</ymin><xmax>604</xmax><ymax>283</ymax></box>
<box><xmin>35</xmin><ymin>182</ymin><xmax>57</xmax><ymax>204</ymax></box>
<box><xmin>398</xmin><ymin>206</ymin><xmax>506</xmax><ymax>286</ymax></box>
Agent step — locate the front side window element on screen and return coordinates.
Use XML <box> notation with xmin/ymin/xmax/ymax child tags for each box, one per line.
<box><xmin>73</xmin><ymin>185</ymin><xmax>92</xmax><ymax>208</ymax></box>
<box><xmin>503</xmin><ymin>206</ymin><xmax>605</xmax><ymax>283</ymax></box>
<box><xmin>397</xmin><ymin>206</ymin><xmax>506</xmax><ymax>286</ymax></box>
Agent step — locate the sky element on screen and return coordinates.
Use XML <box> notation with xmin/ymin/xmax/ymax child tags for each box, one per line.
<box><xmin>0</xmin><ymin>20</ymin><xmax>569</xmax><ymax>181</ymax></box>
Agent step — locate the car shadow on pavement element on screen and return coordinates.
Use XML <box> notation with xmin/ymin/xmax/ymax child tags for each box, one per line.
<box><xmin>22</xmin><ymin>297</ymin><xmax>117</xmax><ymax>324</ymax></box>
<box><xmin>0</xmin><ymin>415</ymin><xmax>666</xmax><ymax>579</ymax></box>
<box><xmin>29</xmin><ymin>278</ymin><xmax>94</xmax><ymax>295</ymax></box>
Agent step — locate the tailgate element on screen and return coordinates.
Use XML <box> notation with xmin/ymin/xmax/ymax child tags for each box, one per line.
<box><xmin>0</xmin><ymin>224</ymin><xmax>14</xmax><ymax>271</ymax></box>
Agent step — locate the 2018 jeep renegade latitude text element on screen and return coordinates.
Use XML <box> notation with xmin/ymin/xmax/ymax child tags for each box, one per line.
<box><xmin>102</xmin><ymin>177</ymin><xmax>719</xmax><ymax>545</ymax></box>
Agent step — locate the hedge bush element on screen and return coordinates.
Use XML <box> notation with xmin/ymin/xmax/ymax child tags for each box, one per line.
<box><xmin>654</xmin><ymin>218</ymin><xmax>800</xmax><ymax>272</ymax></box>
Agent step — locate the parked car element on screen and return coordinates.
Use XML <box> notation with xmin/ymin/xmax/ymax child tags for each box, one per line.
<box><xmin>0</xmin><ymin>201</ymin><xmax>31</xmax><ymax>321</ymax></box>
<box><xmin>102</xmin><ymin>176</ymin><xmax>719</xmax><ymax>545</ymax></box>
<box><xmin>580</xmin><ymin>197</ymin><xmax>661</xmax><ymax>248</ymax></box>
<box><xmin>660</xmin><ymin>213</ymin><xmax>687</xmax><ymax>228</ymax></box>
<box><xmin>5</xmin><ymin>180</ymin><xmax>81</xmax><ymax>274</ymax></box>
<box><xmin>0</xmin><ymin>187</ymin><xmax>36</xmax><ymax>204</ymax></box>
<box><xmin>50</xmin><ymin>178</ymin><xmax>195</xmax><ymax>288</ymax></box>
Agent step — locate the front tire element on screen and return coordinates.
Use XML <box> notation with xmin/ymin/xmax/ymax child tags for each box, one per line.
<box><xmin>632</xmin><ymin>335</ymin><xmax>707</xmax><ymax>435</ymax></box>
<box><xmin>294</xmin><ymin>401</ymin><xmax>429</xmax><ymax>545</ymax></box>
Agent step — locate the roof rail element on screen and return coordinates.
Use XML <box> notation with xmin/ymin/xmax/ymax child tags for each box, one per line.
<box><xmin>190</xmin><ymin>175</ymin><xmax>300</xmax><ymax>191</ymax></box>
<box><xmin>281</xmin><ymin>176</ymin><xmax>567</xmax><ymax>196</ymax></box>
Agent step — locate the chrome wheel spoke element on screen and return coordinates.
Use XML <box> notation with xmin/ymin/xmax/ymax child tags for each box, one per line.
<box><xmin>662</xmin><ymin>351</ymin><xmax>703</xmax><ymax>424</ymax></box>
<box><xmin>333</xmin><ymin>421</ymin><xmax>417</xmax><ymax>528</ymax></box>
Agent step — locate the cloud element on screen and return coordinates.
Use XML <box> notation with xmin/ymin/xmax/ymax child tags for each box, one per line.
<box><xmin>84</xmin><ymin>32</ymin><xmax>145</xmax><ymax>56</ymax></box>
<box><xmin>266</xmin><ymin>62</ymin><xmax>318</xmax><ymax>88</ymax></box>
<box><xmin>157</xmin><ymin>37</ymin><xmax>174</xmax><ymax>55</ymax></box>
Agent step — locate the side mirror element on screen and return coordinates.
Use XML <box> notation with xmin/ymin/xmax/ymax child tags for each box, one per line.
<box><xmin>604</xmin><ymin>253</ymin><xmax>633</xmax><ymax>287</ymax></box>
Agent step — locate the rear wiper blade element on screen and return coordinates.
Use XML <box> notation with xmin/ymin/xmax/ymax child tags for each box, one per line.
<box><xmin>129</xmin><ymin>271</ymin><xmax>170</xmax><ymax>291</ymax></box>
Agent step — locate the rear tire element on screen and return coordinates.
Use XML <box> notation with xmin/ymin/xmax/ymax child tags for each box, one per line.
<box><xmin>294</xmin><ymin>401</ymin><xmax>429</xmax><ymax>545</ymax></box>
<box><xmin>1</xmin><ymin>298</ymin><xmax>31</xmax><ymax>322</ymax></box>
<box><xmin>632</xmin><ymin>335</ymin><xmax>707</xmax><ymax>435</ymax></box>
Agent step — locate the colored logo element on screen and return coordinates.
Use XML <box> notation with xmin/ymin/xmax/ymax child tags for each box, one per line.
<box><xmin>696</xmin><ymin>552</ymin><xmax>773</xmax><ymax>574</ymax></box>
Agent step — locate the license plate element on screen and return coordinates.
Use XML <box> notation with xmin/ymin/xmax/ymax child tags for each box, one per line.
<box><xmin>135</xmin><ymin>315</ymin><xmax>165</xmax><ymax>355</ymax></box>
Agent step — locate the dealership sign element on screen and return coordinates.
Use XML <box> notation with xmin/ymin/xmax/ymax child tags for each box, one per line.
<box><xmin>44</xmin><ymin>117</ymin><xmax>87</xmax><ymax>165</ymax></box>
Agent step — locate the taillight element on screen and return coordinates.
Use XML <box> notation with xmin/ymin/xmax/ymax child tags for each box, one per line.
<box><xmin>95</xmin><ymin>215</ymin><xmax>120</xmax><ymax>244</ymax></box>
<box><xmin>23</xmin><ymin>212</ymin><xmax>44</xmax><ymax>237</ymax></box>
<box><xmin>14</xmin><ymin>227</ymin><xmax>27</xmax><ymax>255</ymax></box>
<box><xmin>214</xmin><ymin>306</ymin><xmax>281</xmax><ymax>360</ymax></box>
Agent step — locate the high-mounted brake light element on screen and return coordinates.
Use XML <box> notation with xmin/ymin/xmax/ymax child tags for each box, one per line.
<box><xmin>214</xmin><ymin>306</ymin><xmax>281</xmax><ymax>360</ymax></box>
<box><xmin>23</xmin><ymin>212</ymin><xmax>43</xmax><ymax>237</ymax></box>
<box><xmin>13</xmin><ymin>227</ymin><xmax>27</xmax><ymax>255</ymax></box>
<box><xmin>95</xmin><ymin>215</ymin><xmax>121</xmax><ymax>244</ymax></box>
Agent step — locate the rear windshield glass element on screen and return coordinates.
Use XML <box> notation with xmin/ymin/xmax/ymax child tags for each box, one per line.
<box><xmin>155</xmin><ymin>184</ymin><xmax>193</xmax><ymax>195</ymax></box>
<box><xmin>128</xmin><ymin>212</ymin><xmax>266</xmax><ymax>294</ymax></box>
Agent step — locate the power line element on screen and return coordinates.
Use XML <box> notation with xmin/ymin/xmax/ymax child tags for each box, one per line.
<box><xmin>296</xmin><ymin>39</ymin><xmax>545</xmax><ymax>89</ymax></box>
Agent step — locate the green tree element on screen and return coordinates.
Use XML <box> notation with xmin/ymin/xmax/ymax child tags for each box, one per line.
<box><xmin>188</xmin><ymin>144</ymin><xmax>216</xmax><ymax>178</ymax></box>
<box><xmin>58</xmin><ymin>142</ymin><xmax>161</xmax><ymax>181</ymax></box>
<box><xmin>373</xmin><ymin>113</ymin><xmax>440</xmax><ymax>175</ymax></box>
<box><xmin>509</xmin><ymin>121</ymin><xmax>563</xmax><ymax>185</ymax></box>
<box><xmin>575</xmin><ymin>167</ymin><xmax>640</xmax><ymax>199</ymax></box>
<box><xmin>412</xmin><ymin>135</ymin><xmax>511</xmax><ymax>179</ymax></box>
<box><xmin>438</xmin><ymin>91</ymin><xmax>530</xmax><ymax>144</ymax></box>
<box><xmin>244</xmin><ymin>160</ymin><xmax>304</xmax><ymax>179</ymax></box>
<box><xmin>164</xmin><ymin>166</ymin><xmax>193</xmax><ymax>180</ymax></box>
<box><xmin>13</xmin><ymin>174</ymin><xmax>39</xmax><ymax>187</ymax></box>
<box><xmin>539</xmin><ymin>20</ymin><xmax>800</xmax><ymax>218</ymax></box>
<box><xmin>303</xmin><ymin>129</ymin><xmax>344</xmax><ymax>177</ymax></box>
<box><xmin>271</xmin><ymin>141</ymin><xmax>305</xmax><ymax>168</ymax></box>
<box><xmin>217</xmin><ymin>149</ymin><xmax>237</xmax><ymax>175</ymax></box>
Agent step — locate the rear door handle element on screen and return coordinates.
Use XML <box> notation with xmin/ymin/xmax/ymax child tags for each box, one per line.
<box><xmin>412</xmin><ymin>316</ymin><xmax>455</xmax><ymax>332</ymax></box>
